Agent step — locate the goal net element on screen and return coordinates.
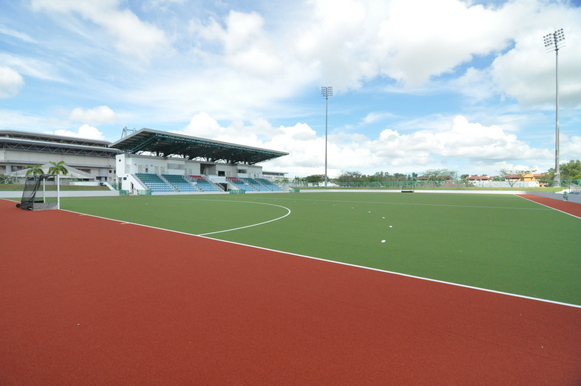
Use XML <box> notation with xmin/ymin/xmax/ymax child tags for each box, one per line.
<box><xmin>17</xmin><ymin>174</ymin><xmax>59</xmax><ymax>211</ymax></box>
<box><xmin>401</xmin><ymin>182</ymin><xmax>415</xmax><ymax>193</ymax></box>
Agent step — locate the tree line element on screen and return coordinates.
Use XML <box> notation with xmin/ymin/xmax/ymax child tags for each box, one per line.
<box><xmin>300</xmin><ymin>161</ymin><xmax>581</xmax><ymax>185</ymax></box>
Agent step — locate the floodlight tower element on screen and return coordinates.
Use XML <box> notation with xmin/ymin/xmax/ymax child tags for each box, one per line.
<box><xmin>321</xmin><ymin>86</ymin><xmax>333</xmax><ymax>187</ymax></box>
<box><xmin>543</xmin><ymin>28</ymin><xmax>565</xmax><ymax>187</ymax></box>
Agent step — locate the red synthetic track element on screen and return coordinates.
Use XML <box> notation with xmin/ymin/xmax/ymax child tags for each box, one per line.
<box><xmin>1</xmin><ymin>199</ymin><xmax>580</xmax><ymax>385</ymax></box>
<box><xmin>518</xmin><ymin>194</ymin><xmax>581</xmax><ymax>218</ymax></box>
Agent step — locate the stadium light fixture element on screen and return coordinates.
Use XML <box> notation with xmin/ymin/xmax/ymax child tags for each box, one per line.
<box><xmin>543</xmin><ymin>28</ymin><xmax>565</xmax><ymax>187</ymax></box>
<box><xmin>321</xmin><ymin>86</ymin><xmax>333</xmax><ymax>187</ymax></box>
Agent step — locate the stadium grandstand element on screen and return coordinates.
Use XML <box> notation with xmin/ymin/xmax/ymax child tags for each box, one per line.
<box><xmin>1</xmin><ymin>128</ymin><xmax>289</xmax><ymax>194</ymax></box>
<box><xmin>0</xmin><ymin>130</ymin><xmax>119</xmax><ymax>185</ymax></box>
<box><xmin>111</xmin><ymin>128</ymin><xmax>288</xmax><ymax>194</ymax></box>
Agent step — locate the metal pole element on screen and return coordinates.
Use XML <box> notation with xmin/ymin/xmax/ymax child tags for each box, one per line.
<box><xmin>554</xmin><ymin>46</ymin><xmax>560</xmax><ymax>187</ymax></box>
<box><xmin>57</xmin><ymin>174</ymin><xmax>60</xmax><ymax>210</ymax></box>
<box><xmin>543</xmin><ymin>28</ymin><xmax>564</xmax><ymax>187</ymax></box>
<box><xmin>321</xmin><ymin>86</ymin><xmax>333</xmax><ymax>187</ymax></box>
<box><xmin>325</xmin><ymin>95</ymin><xmax>328</xmax><ymax>187</ymax></box>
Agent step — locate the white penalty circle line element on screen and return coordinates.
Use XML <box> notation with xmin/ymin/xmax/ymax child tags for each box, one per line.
<box><xmin>196</xmin><ymin>200</ymin><xmax>291</xmax><ymax>236</ymax></box>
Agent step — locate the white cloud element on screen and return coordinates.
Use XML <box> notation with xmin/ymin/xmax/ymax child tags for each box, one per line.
<box><xmin>0</xmin><ymin>53</ymin><xmax>63</xmax><ymax>81</ymax></box>
<box><xmin>0</xmin><ymin>26</ymin><xmax>37</xmax><ymax>43</ymax></box>
<box><xmin>375</xmin><ymin>115</ymin><xmax>543</xmax><ymax>161</ymax></box>
<box><xmin>371</xmin><ymin>0</ymin><xmax>510</xmax><ymax>87</ymax></box>
<box><xmin>50</xmin><ymin>124</ymin><xmax>105</xmax><ymax>140</ymax></box>
<box><xmin>189</xmin><ymin>10</ymin><xmax>285</xmax><ymax>79</ymax></box>
<box><xmin>175</xmin><ymin>112</ymin><xmax>553</xmax><ymax>177</ymax></box>
<box><xmin>178</xmin><ymin>112</ymin><xmax>281</xmax><ymax>146</ymax></box>
<box><xmin>0</xmin><ymin>66</ymin><xmax>24</xmax><ymax>98</ymax></box>
<box><xmin>69</xmin><ymin>106</ymin><xmax>116</xmax><ymax>124</ymax></box>
<box><xmin>142</xmin><ymin>0</ymin><xmax>186</xmax><ymax>12</ymax></box>
<box><xmin>296</xmin><ymin>0</ymin><xmax>581</xmax><ymax>105</ymax></box>
<box><xmin>491</xmin><ymin>25</ymin><xmax>581</xmax><ymax>107</ymax></box>
<box><xmin>450</xmin><ymin>67</ymin><xmax>495</xmax><ymax>102</ymax></box>
<box><xmin>122</xmin><ymin>0</ymin><xmax>581</xmax><ymax>125</ymax></box>
<box><xmin>466</xmin><ymin>1</ymin><xmax>581</xmax><ymax>107</ymax></box>
<box><xmin>4</xmin><ymin>0</ymin><xmax>581</xmax><ymax>178</ymax></box>
<box><xmin>560</xmin><ymin>134</ymin><xmax>581</xmax><ymax>161</ymax></box>
<box><xmin>0</xmin><ymin>109</ymin><xmax>109</xmax><ymax>140</ymax></box>
<box><xmin>31</xmin><ymin>0</ymin><xmax>169</xmax><ymax>63</ymax></box>
<box><xmin>361</xmin><ymin>112</ymin><xmax>397</xmax><ymax>125</ymax></box>
<box><xmin>0</xmin><ymin>109</ymin><xmax>52</xmax><ymax>131</ymax></box>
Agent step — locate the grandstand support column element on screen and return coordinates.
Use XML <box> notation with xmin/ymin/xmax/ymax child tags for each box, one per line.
<box><xmin>321</xmin><ymin>86</ymin><xmax>333</xmax><ymax>187</ymax></box>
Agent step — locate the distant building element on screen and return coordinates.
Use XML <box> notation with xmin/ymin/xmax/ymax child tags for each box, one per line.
<box><xmin>504</xmin><ymin>173</ymin><xmax>545</xmax><ymax>182</ymax></box>
<box><xmin>0</xmin><ymin>130</ymin><xmax>118</xmax><ymax>183</ymax></box>
<box><xmin>466</xmin><ymin>175</ymin><xmax>493</xmax><ymax>183</ymax></box>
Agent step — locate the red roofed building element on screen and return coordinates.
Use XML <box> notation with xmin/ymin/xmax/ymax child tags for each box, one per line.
<box><xmin>466</xmin><ymin>176</ymin><xmax>493</xmax><ymax>183</ymax></box>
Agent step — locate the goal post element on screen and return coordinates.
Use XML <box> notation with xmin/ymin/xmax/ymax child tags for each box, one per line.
<box><xmin>401</xmin><ymin>182</ymin><xmax>415</xmax><ymax>193</ymax></box>
<box><xmin>17</xmin><ymin>174</ymin><xmax>60</xmax><ymax>211</ymax></box>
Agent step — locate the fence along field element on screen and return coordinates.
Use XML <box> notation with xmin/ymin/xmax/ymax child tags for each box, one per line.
<box><xmin>62</xmin><ymin>192</ymin><xmax>581</xmax><ymax>306</ymax></box>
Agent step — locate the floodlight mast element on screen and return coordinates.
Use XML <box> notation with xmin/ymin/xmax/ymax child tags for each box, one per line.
<box><xmin>321</xmin><ymin>86</ymin><xmax>333</xmax><ymax>187</ymax></box>
<box><xmin>543</xmin><ymin>28</ymin><xmax>565</xmax><ymax>187</ymax></box>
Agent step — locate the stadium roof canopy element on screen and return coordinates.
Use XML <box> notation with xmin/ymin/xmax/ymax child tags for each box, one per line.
<box><xmin>0</xmin><ymin>130</ymin><xmax>119</xmax><ymax>158</ymax></box>
<box><xmin>110</xmin><ymin>128</ymin><xmax>288</xmax><ymax>165</ymax></box>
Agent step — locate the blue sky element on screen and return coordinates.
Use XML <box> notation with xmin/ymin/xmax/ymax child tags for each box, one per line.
<box><xmin>1</xmin><ymin>0</ymin><xmax>580</xmax><ymax>178</ymax></box>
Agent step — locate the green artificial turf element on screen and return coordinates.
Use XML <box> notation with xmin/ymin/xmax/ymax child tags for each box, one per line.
<box><xmin>62</xmin><ymin>192</ymin><xmax>581</xmax><ymax>305</ymax></box>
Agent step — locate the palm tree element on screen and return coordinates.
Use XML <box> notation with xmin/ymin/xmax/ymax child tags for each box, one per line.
<box><xmin>25</xmin><ymin>164</ymin><xmax>44</xmax><ymax>176</ymax></box>
<box><xmin>48</xmin><ymin>161</ymin><xmax>68</xmax><ymax>176</ymax></box>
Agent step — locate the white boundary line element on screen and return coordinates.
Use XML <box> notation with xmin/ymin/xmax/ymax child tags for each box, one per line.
<box><xmin>58</xmin><ymin>207</ymin><xmax>581</xmax><ymax>310</ymax></box>
<box><xmin>517</xmin><ymin>194</ymin><xmax>581</xmax><ymax>220</ymax></box>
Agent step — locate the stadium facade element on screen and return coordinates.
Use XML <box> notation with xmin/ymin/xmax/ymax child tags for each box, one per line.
<box><xmin>1</xmin><ymin>129</ymin><xmax>288</xmax><ymax>193</ymax></box>
<box><xmin>0</xmin><ymin>130</ymin><xmax>118</xmax><ymax>182</ymax></box>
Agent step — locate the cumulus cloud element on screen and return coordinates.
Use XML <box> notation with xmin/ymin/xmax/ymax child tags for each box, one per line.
<box><xmin>175</xmin><ymin>112</ymin><xmax>551</xmax><ymax>177</ymax></box>
<box><xmin>190</xmin><ymin>10</ymin><xmax>285</xmax><ymax>79</ymax></box>
<box><xmin>181</xmin><ymin>0</ymin><xmax>581</xmax><ymax>105</ymax></box>
<box><xmin>5</xmin><ymin>0</ymin><xmax>580</xmax><ymax>177</ymax></box>
<box><xmin>178</xmin><ymin>112</ymin><xmax>281</xmax><ymax>146</ymax></box>
<box><xmin>118</xmin><ymin>0</ymin><xmax>581</xmax><ymax>128</ymax></box>
<box><xmin>50</xmin><ymin>124</ymin><xmax>105</xmax><ymax>140</ymax></box>
<box><xmin>31</xmin><ymin>0</ymin><xmax>168</xmax><ymax>63</ymax></box>
<box><xmin>69</xmin><ymin>106</ymin><xmax>116</xmax><ymax>124</ymax></box>
<box><xmin>560</xmin><ymin>133</ymin><xmax>581</xmax><ymax>161</ymax></box>
<box><xmin>0</xmin><ymin>66</ymin><xmax>24</xmax><ymax>98</ymax></box>
<box><xmin>372</xmin><ymin>0</ymin><xmax>511</xmax><ymax>87</ymax></box>
<box><xmin>485</xmin><ymin>1</ymin><xmax>581</xmax><ymax>107</ymax></box>
<box><xmin>372</xmin><ymin>115</ymin><xmax>544</xmax><ymax>162</ymax></box>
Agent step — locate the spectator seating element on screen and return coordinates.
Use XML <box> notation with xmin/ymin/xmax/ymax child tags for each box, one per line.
<box><xmin>226</xmin><ymin>177</ymin><xmax>256</xmax><ymax>192</ymax></box>
<box><xmin>189</xmin><ymin>175</ymin><xmax>222</xmax><ymax>192</ymax></box>
<box><xmin>162</xmin><ymin>174</ymin><xmax>199</xmax><ymax>192</ymax></box>
<box><xmin>257</xmin><ymin>178</ymin><xmax>282</xmax><ymax>191</ymax></box>
<box><xmin>135</xmin><ymin>173</ymin><xmax>280</xmax><ymax>194</ymax></box>
<box><xmin>242</xmin><ymin>178</ymin><xmax>270</xmax><ymax>191</ymax></box>
<box><xmin>136</xmin><ymin>173</ymin><xmax>175</xmax><ymax>193</ymax></box>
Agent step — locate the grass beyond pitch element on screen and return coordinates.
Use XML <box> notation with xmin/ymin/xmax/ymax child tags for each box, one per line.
<box><xmin>63</xmin><ymin>193</ymin><xmax>581</xmax><ymax>305</ymax></box>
